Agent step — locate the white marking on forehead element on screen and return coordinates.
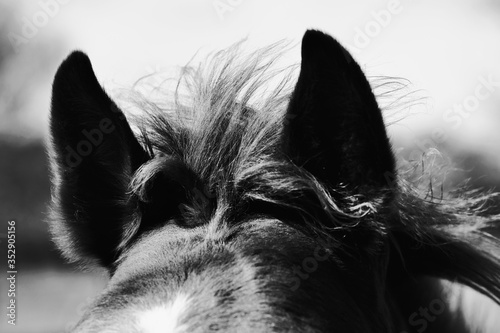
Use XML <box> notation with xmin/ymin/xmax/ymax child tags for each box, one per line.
<box><xmin>135</xmin><ymin>293</ymin><xmax>190</xmax><ymax>333</ymax></box>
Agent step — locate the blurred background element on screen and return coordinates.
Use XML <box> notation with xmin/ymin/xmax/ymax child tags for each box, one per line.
<box><xmin>0</xmin><ymin>0</ymin><xmax>499</xmax><ymax>331</ymax></box>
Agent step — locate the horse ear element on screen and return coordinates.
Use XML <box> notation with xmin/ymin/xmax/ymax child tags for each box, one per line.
<box><xmin>283</xmin><ymin>30</ymin><xmax>395</xmax><ymax>190</ymax></box>
<box><xmin>49</xmin><ymin>51</ymin><xmax>149</xmax><ymax>267</ymax></box>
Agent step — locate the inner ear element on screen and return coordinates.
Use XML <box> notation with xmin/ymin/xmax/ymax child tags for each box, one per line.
<box><xmin>49</xmin><ymin>51</ymin><xmax>149</xmax><ymax>268</ymax></box>
<box><xmin>283</xmin><ymin>30</ymin><xmax>395</xmax><ymax>190</ymax></box>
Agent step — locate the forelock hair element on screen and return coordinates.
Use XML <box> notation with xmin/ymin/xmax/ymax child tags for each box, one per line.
<box><xmin>118</xmin><ymin>41</ymin><xmax>499</xmax><ymax>247</ymax></box>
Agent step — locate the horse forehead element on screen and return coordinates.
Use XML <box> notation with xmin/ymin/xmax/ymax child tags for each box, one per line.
<box><xmin>113</xmin><ymin>224</ymin><xmax>208</xmax><ymax>280</ymax></box>
<box><xmin>114</xmin><ymin>219</ymin><xmax>287</xmax><ymax>280</ymax></box>
<box><xmin>135</xmin><ymin>293</ymin><xmax>191</xmax><ymax>333</ymax></box>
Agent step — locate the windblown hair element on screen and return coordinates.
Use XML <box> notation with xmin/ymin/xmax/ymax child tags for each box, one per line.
<box><xmin>127</xmin><ymin>41</ymin><xmax>500</xmax><ymax>244</ymax></box>
<box><xmin>48</xmin><ymin>30</ymin><xmax>500</xmax><ymax>332</ymax></box>
<box><xmin>128</xmin><ymin>41</ymin><xmax>500</xmax><ymax>315</ymax></box>
<box><xmin>127</xmin><ymin>42</ymin><xmax>385</xmax><ymax>243</ymax></box>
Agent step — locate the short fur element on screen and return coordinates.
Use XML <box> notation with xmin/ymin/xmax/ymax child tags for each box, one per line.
<box><xmin>48</xmin><ymin>30</ymin><xmax>500</xmax><ymax>332</ymax></box>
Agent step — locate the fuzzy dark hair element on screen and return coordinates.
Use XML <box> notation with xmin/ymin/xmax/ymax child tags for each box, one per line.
<box><xmin>128</xmin><ymin>41</ymin><xmax>380</xmax><ymax>235</ymax></box>
<box><xmin>123</xmin><ymin>37</ymin><xmax>500</xmax><ymax>305</ymax></box>
<box><xmin>48</xmin><ymin>30</ymin><xmax>500</xmax><ymax>332</ymax></box>
<box><xmin>126</xmin><ymin>41</ymin><xmax>498</xmax><ymax>232</ymax></box>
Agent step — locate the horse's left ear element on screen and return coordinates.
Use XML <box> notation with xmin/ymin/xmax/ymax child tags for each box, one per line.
<box><xmin>49</xmin><ymin>51</ymin><xmax>149</xmax><ymax>267</ymax></box>
<box><xmin>284</xmin><ymin>30</ymin><xmax>395</xmax><ymax>190</ymax></box>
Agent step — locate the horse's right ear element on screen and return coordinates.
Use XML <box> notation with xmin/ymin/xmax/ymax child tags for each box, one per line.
<box><xmin>283</xmin><ymin>30</ymin><xmax>395</xmax><ymax>191</ymax></box>
<box><xmin>49</xmin><ymin>51</ymin><xmax>149</xmax><ymax>268</ymax></box>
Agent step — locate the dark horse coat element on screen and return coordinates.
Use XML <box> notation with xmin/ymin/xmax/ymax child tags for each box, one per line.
<box><xmin>48</xmin><ymin>30</ymin><xmax>500</xmax><ymax>332</ymax></box>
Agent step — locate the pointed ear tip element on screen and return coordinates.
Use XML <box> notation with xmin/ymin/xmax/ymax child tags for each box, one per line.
<box><xmin>65</xmin><ymin>50</ymin><xmax>90</xmax><ymax>62</ymax></box>
<box><xmin>50</xmin><ymin>49</ymin><xmax>105</xmax><ymax>121</ymax></box>
<box><xmin>301</xmin><ymin>29</ymin><xmax>347</xmax><ymax>60</ymax></box>
<box><xmin>302</xmin><ymin>30</ymin><xmax>325</xmax><ymax>51</ymax></box>
<box><xmin>302</xmin><ymin>29</ymin><xmax>334</xmax><ymax>46</ymax></box>
<box><xmin>53</xmin><ymin>50</ymin><xmax>95</xmax><ymax>87</ymax></box>
<box><xmin>57</xmin><ymin>50</ymin><xmax>91</xmax><ymax>73</ymax></box>
<box><xmin>303</xmin><ymin>29</ymin><xmax>328</xmax><ymax>41</ymax></box>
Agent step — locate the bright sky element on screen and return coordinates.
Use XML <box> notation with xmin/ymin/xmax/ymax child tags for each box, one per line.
<box><xmin>2</xmin><ymin>0</ymin><xmax>500</xmax><ymax>156</ymax></box>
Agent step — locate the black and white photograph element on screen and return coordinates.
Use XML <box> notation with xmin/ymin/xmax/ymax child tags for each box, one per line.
<box><xmin>1</xmin><ymin>1</ymin><xmax>500</xmax><ymax>332</ymax></box>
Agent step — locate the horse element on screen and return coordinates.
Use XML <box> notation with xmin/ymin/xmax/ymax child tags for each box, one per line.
<box><xmin>47</xmin><ymin>29</ymin><xmax>500</xmax><ymax>332</ymax></box>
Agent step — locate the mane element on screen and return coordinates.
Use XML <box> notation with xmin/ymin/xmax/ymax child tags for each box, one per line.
<box><xmin>119</xmin><ymin>41</ymin><xmax>500</xmax><ymax>252</ymax></box>
<box><xmin>48</xmin><ymin>33</ymin><xmax>500</xmax><ymax>332</ymax></box>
